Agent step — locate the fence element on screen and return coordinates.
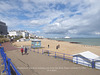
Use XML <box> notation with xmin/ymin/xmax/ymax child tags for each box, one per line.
<box><xmin>33</xmin><ymin>48</ymin><xmax>73</xmax><ymax>62</ymax></box>
<box><xmin>32</xmin><ymin>48</ymin><xmax>100</xmax><ymax>70</ymax></box>
<box><xmin>0</xmin><ymin>46</ymin><xmax>21</xmax><ymax>75</ymax></box>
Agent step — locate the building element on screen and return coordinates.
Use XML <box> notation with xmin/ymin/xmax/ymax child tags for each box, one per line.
<box><xmin>22</xmin><ymin>31</ymin><xmax>29</xmax><ymax>38</ymax></box>
<box><xmin>8</xmin><ymin>30</ymin><xmax>29</xmax><ymax>38</ymax></box>
<box><xmin>73</xmin><ymin>51</ymin><xmax>100</xmax><ymax>69</ymax></box>
<box><xmin>29</xmin><ymin>33</ymin><xmax>35</xmax><ymax>39</ymax></box>
<box><xmin>0</xmin><ymin>21</ymin><xmax>7</xmax><ymax>35</ymax></box>
<box><xmin>9</xmin><ymin>30</ymin><xmax>22</xmax><ymax>37</ymax></box>
<box><xmin>38</xmin><ymin>36</ymin><xmax>44</xmax><ymax>39</ymax></box>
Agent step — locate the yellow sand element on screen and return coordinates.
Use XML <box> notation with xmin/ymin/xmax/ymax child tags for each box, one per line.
<box><xmin>13</xmin><ymin>39</ymin><xmax>100</xmax><ymax>55</ymax></box>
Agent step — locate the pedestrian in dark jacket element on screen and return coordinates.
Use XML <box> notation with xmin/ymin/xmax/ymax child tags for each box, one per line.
<box><xmin>25</xmin><ymin>47</ymin><xmax>27</xmax><ymax>54</ymax></box>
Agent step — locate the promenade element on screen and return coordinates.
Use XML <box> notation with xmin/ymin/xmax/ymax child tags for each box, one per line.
<box><xmin>6</xmin><ymin>50</ymin><xmax>100</xmax><ymax>75</ymax></box>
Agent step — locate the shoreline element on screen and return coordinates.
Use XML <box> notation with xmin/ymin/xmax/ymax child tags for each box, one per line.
<box><xmin>47</xmin><ymin>38</ymin><xmax>100</xmax><ymax>47</ymax></box>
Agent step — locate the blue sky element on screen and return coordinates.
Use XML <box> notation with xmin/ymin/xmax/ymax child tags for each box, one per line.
<box><xmin>0</xmin><ymin>0</ymin><xmax>100</xmax><ymax>38</ymax></box>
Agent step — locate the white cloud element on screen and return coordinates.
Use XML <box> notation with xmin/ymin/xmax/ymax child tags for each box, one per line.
<box><xmin>42</xmin><ymin>0</ymin><xmax>100</xmax><ymax>37</ymax></box>
<box><xmin>0</xmin><ymin>0</ymin><xmax>100</xmax><ymax>37</ymax></box>
<box><xmin>68</xmin><ymin>30</ymin><xmax>78</xmax><ymax>34</ymax></box>
<box><xmin>30</xmin><ymin>18</ymin><xmax>50</xmax><ymax>26</ymax></box>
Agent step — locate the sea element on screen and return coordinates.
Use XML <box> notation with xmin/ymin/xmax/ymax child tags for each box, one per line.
<box><xmin>51</xmin><ymin>38</ymin><xmax>100</xmax><ymax>46</ymax></box>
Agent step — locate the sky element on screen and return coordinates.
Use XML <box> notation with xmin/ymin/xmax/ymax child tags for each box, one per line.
<box><xmin>0</xmin><ymin>0</ymin><xmax>100</xmax><ymax>38</ymax></box>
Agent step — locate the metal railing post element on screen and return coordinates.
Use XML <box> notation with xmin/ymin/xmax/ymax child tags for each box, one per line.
<box><xmin>48</xmin><ymin>50</ymin><xmax>49</xmax><ymax>56</ymax></box>
<box><xmin>76</xmin><ymin>56</ymin><xmax>78</xmax><ymax>64</ymax></box>
<box><xmin>2</xmin><ymin>53</ymin><xmax>7</xmax><ymax>73</ymax></box>
<box><xmin>1</xmin><ymin>48</ymin><xmax>4</xmax><ymax>65</ymax></box>
<box><xmin>92</xmin><ymin>59</ymin><xmax>95</xmax><ymax>68</ymax></box>
<box><xmin>63</xmin><ymin>53</ymin><xmax>65</xmax><ymax>60</ymax></box>
<box><xmin>34</xmin><ymin>48</ymin><xmax>35</xmax><ymax>52</ymax></box>
<box><xmin>55</xmin><ymin>52</ymin><xmax>56</xmax><ymax>58</ymax></box>
<box><xmin>38</xmin><ymin>49</ymin><xmax>39</xmax><ymax>53</ymax></box>
<box><xmin>7</xmin><ymin>58</ymin><xmax>11</xmax><ymax>75</ymax></box>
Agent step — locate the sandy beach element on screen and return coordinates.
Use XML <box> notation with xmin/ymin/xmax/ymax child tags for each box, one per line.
<box><xmin>13</xmin><ymin>39</ymin><xmax>100</xmax><ymax>56</ymax></box>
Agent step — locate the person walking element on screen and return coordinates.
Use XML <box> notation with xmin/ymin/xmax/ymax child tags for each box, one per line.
<box><xmin>56</xmin><ymin>45</ymin><xmax>58</xmax><ymax>49</ymax></box>
<box><xmin>48</xmin><ymin>45</ymin><xmax>49</xmax><ymax>48</ymax></box>
<box><xmin>25</xmin><ymin>47</ymin><xmax>28</xmax><ymax>54</ymax></box>
<box><xmin>21</xmin><ymin>47</ymin><xmax>24</xmax><ymax>55</ymax></box>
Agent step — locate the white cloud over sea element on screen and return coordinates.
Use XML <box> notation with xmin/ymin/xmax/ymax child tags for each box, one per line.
<box><xmin>0</xmin><ymin>0</ymin><xmax>100</xmax><ymax>38</ymax></box>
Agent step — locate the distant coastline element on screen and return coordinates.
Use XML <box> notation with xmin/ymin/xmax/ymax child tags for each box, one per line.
<box><xmin>49</xmin><ymin>38</ymin><xmax>100</xmax><ymax>46</ymax></box>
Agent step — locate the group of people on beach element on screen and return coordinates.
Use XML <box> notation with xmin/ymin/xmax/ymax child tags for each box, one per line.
<box><xmin>48</xmin><ymin>44</ymin><xmax>60</xmax><ymax>49</ymax></box>
<box><xmin>21</xmin><ymin>46</ymin><xmax>28</xmax><ymax>55</ymax></box>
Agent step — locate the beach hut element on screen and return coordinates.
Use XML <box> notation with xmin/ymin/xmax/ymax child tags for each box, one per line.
<box><xmin>73</xmin><ymin>51</ymin><xmax>100</xmax><ymax>69</ymax></box>
<box><xmin>95</xmin><ymin>57</ymin><xmax>100</xmax><ymax>69</ymax></box>
<box><xmin>31</xmin><ymin>39</ymin><xmax>41</xmax><ymax>48</ymax></box>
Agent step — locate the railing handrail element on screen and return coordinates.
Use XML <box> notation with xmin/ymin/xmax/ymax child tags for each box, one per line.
<box><xmin>10</xmin><ymin>61</ymin><xmax>21</xmax><ymax>75</ymax></box>
<box><xmin>0</xmin><ymin>47</ymin><xmax>21</xmax><ymax>75</ymax></box>
<box><xmin>34</xmin><ymin>49</ymin><xmax>99</xmax><ymax>60</ymax></box>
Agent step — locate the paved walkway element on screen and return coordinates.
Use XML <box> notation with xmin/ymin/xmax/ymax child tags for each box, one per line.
<box><xmin>2</xmin><ymin>42</ymin><xmax>19</xmax><ymax>51</ymax></box>
<box><xmin>6</xmin><ymin>50</ymin><xmax>100</xmax><ymax>75</ymax></box>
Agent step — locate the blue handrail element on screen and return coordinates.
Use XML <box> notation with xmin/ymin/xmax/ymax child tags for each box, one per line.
<box><xmin>10</xmin><ymin>61</ymin><xmax>21</xmax><ymax>75</ymax></box>
<box><xmin>0</xmin><ymin>46</ymin><xmax>21</xmax><ymax>75</ymax></box>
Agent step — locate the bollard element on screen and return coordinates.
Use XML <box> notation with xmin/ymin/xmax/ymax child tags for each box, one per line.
<box><xmin>63</xmin><ymin>53</ymin><xmax>65</xmax><ymax>60</ymax></box>
<box><xmin>55</xmin><ymin>52</ymin><xmax>56</xmax><ymax>58</ymax></box>
<box><xmin>7</xmin><ymin>58</ymin><xmax>11</xmax><ymax>75</ymax></box>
